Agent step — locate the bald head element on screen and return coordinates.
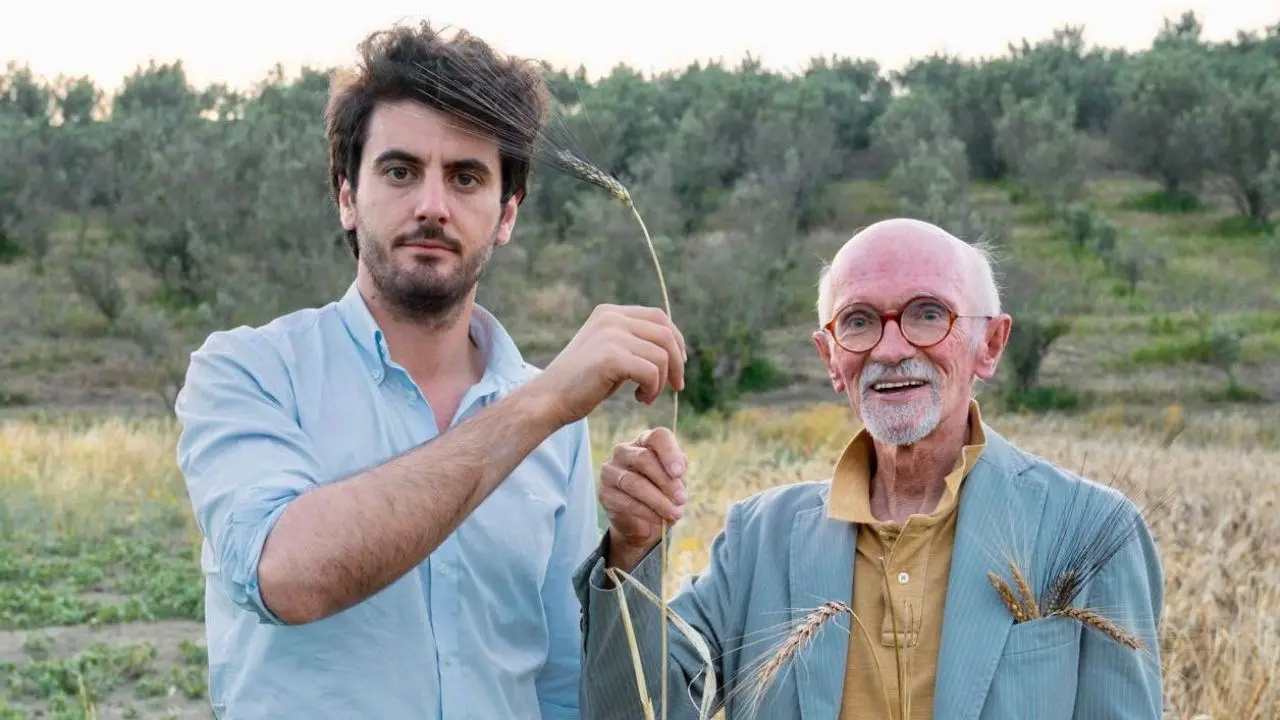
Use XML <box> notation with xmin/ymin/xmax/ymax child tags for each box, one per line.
<box><xmin>816</xmin><ymin>218</ymin><xmax>1000</xmax><ymax>326</ymax></box>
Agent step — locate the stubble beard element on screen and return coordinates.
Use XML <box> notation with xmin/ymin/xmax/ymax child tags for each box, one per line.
<box><xmin>359</xmin><ymin>219</ymin><xmax>498</xmax><ymax>329</ymax></box>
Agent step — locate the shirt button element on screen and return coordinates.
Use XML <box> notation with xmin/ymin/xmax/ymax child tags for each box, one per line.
<box><xmin>897</xmin><ymin>572</ymin><xmax>910</xmax><ymax>585</ymax></box>
<box><xmin>372</xmin><ymin>369</ymin><xmax>382</xmax><ymax>381</ymax></box>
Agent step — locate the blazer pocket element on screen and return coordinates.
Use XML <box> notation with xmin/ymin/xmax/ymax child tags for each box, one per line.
<box><xmin>981</xmin><ymin>617</ymin><xmax>1082</xmax><ymax>719</ymax></box>
<box><xmin>1002</xmin><ymin>615</ymin><xmax>1079</xmax><ymax>657</ymax></box>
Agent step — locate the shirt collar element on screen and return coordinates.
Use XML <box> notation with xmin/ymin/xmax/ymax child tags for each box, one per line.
<box><xmin>336</xmin><ymin>281</ymin><xmax>530</xmax><ymax>388</ymax></box>
<box><xmin>827</xmin><ymin>398</ymin><xmax>987</xmax><ymax>524</ymax></box>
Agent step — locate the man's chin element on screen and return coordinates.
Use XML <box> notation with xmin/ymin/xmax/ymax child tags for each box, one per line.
<box><xmin>858</xmin><ymin>405</ymin><xmax>937</xmax><ymax>445</ymax></box>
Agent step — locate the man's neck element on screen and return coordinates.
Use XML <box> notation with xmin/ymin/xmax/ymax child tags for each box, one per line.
<box><xmin>868</xmin><ymin>403</ymin><xmax>972</xmax><ymax>525</ymax></box>
<box><xmin>357</xmin><ymin>277</ymin><xmax>483</xmax><ymax>388</ymax></box>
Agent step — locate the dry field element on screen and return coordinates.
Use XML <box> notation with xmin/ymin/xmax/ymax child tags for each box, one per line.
<box><xmin>0</xmin><ymin>398</ymin><xmax>1276</xmax><ymax>718</ymax></box>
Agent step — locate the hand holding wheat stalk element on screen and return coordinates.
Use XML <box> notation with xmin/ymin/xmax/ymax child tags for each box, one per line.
<box><xmin>550</xmin><ymin>148</ymin><xmax>681</xmax><ymax>720</ymax></box>
<box><xmin>400</xmin><ymin>44</ymin><xmax>684</xmax><ymax>718</ymax></box>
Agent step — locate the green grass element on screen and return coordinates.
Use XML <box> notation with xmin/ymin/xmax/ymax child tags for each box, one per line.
<box><xmin>0</xmin><ymin>503</ymin><xmax>208</xmax><ymax>717</ymax></box>
<box><xmin>1</xmin><ymin>639</ymin><xmax>207</xmax><ymax>719</ymax></box>
<box><xmin>0</xmin><ymin>532</ymin><xmax>202</xmax><ymax>631</ymax></box>
<box><xmin>1119</xmin><ymin>188</ymin><xmax>1207</xmax><ymax>215</ymax></box>
<box><xmin>0</xmin><ymin>415</ymin><xmax>212</xmax><ymax>718</ymax></box>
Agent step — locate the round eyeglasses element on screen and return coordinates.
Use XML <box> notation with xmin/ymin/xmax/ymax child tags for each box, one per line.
<box><xmin>822</xmin><ymin>296</ymin><xmax>991</xmax><ymax>353</ymax></box>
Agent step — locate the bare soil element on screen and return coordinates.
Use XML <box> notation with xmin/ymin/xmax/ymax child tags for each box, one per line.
<box><xmin>1</xmin><ymin>620</ymin><xmax>212</xmax><ymax>719</ymax></box>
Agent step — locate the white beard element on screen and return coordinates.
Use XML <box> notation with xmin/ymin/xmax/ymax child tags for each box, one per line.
<box><xmin>857</xmin><ymin>357</ymin><xmax>944</xmax><ymax>445</ymax></box>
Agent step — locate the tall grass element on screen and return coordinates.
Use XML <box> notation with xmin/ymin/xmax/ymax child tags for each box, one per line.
<box><xmin>2</xmin><ymin>400</ymin><xmax>1277</xmax><ymax>718</ymax></box>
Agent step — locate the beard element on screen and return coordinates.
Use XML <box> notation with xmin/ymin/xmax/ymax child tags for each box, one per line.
<box><xmin>856</xmin><ymin>356</ymin><xmax>945</xmax><ymax>445</ymax></box>
<box><xmin>358</xmin><ymin>218</ymin><xmax>497</xmax><ymax>327</ymax></box>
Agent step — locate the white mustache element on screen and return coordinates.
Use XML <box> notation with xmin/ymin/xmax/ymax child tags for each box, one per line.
<box><xmin>859</xmin><ymin>358</ymin><xmax>941</xmax><ymax>393</ymax></box>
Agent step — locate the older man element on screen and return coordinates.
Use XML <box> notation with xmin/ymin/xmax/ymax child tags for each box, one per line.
<box><xmin>574</xmin><ymin>218</ymin><xmax>1164</xmax><ymax>719</ymax></box>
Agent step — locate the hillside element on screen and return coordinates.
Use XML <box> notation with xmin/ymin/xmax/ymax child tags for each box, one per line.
<box><xmin>2</xmin><ymin>172</ymin><xmax>1277</xmax><ymax>420</ymax></box>
<box><xmin>2</xmin><ymin>12</ymin><xmax>1278</xmax><ymax>420</ymax></box>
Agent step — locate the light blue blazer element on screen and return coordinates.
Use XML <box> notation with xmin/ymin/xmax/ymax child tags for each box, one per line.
<box><xmin>573</xmin><ymin>425</ymin><xmax>1165</xmax><ymax>719</ymax></box>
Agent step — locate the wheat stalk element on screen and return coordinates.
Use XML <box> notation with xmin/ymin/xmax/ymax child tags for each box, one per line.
<box><xmin>988</xmin><ymin>571</ymin><xmax>1032</xmax><ymax>623</ymax></box>
<box><xmin>557</xmin><ymin>148</ymin><xmax>679</xmax><ymax>720</ymax></box>
<box><xmin>739</xmin><ymin>555</ymin><xmax>929</xmax><ymax>720</ymax></box>
<box><xmin>983</xmin><ymin>470</ymin><xmax>1170</xmax><ymax>655</ymax></box>
<box><xmin>606</xmin><ymin>568</ymin><xmax>718</xmax><ymax>720</ymax></box>
<box><xmin>606</xmin><ymin>566</ymin><xmax>656</xmax><ymax>720</ymax></box>
<box><xmin>987</xmin><ymin>563</ymin><xmax>1144</xmax><ymax>651</ymax></box>
<box><xmin>738</xmin><ymin>600</ymin><xmax>895</xmax><ymax>720</ymax></box>
<box><xmin>1009</xmin><ymin>560</ymin><xmax>1040</xmax><ymax>620</ymax></box>
<box><xmin>1054</xmin><ymin>606</ymin><xmax>1144</xmax><ymax>650</ymax></box>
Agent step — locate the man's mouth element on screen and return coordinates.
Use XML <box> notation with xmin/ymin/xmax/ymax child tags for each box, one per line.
<box><xmin>869</xmin><ymin>379</ymin><xmax>928</xmax><ymax>394</ymax></box>
<box><xmin>402</xmin><ymin>240</ymin><xmax>456</xmax><ymax>253</ymax></box>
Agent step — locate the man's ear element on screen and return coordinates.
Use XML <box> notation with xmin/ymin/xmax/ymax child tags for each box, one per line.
<box><xmin>338</xmin><ymin>177</ymin><xmax>357</xmax><ymax>232</ymax></box>
<box><xmin>974</xmin><ymin>314</ymin><xmax>1013</xmax><ymax>380</ymax></box>
<box><xmin>812</xmin><ymin>330</ymin><xmax>846</xmax><ymax>393</ymax></box>
<box><xmin>495</xmin><ymin>192</ymin><xmax>520</xmax><ymax>246</ymax></box>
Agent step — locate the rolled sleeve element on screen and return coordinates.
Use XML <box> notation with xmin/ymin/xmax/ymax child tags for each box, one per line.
<box><xmin>175</xmin><ymin>328</ymin><xmax>324</xmax><ymax>625</ymax></box>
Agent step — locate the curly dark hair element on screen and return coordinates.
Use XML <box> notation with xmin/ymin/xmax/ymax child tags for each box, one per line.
<box><xmin>324</xmin><ymin>22</ymin><xmax>552</xmax><ymax>258</ymax></box>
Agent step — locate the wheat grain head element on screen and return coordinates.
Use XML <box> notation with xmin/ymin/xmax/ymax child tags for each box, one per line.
<box><xmin>1054</xmin><ymin>606</ymin><xmax>1144</xmax><ymax>650</ymax></box>
<box><xmin>553</xmin><ymin>149</ymin><xmax>632</xmax><ymax>205</ymax></box>
<box><xmin>988</xmin><ymin>571</ymin><xmax>1032</xmax><ymax>623</ymax></box>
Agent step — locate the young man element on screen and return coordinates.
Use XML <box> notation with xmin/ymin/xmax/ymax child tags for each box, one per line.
<box><xmin>174</xmin><ymin>22</ymin><xmax>685</xmax><ymax>719</ymax></box>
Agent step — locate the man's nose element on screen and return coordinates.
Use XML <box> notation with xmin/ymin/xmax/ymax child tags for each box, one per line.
<box><xmin>413</xmin><ymin>171</ymin><xmax>450</xmax><ymax>226</ymax></box>
<box><xmin>869</xmin><ymin>320</ymin><xmax>916</xmax><ymax>365</ymax></box>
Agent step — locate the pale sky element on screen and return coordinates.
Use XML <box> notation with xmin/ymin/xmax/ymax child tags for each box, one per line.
<box><xmin>2</xmin><ymin>0</ymin><xmax>1275</xmax><ymax>93</ymax></box>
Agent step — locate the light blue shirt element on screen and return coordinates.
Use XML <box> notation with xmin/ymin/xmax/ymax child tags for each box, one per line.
<box><xmin>174</xmin><ymin>281</ymin><xmax>600</xmax><ymax>719</ymax></box>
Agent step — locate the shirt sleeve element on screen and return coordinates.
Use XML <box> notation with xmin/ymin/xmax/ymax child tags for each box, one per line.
<box><xmin>535</xmin><ymin>417</ymin><xmax>602</xmax><ymax>719</ymax></box>
<box><xmin>174</xmin><ymin>327</ymin><xmax>325</xmax><ymax>626</ymax></box>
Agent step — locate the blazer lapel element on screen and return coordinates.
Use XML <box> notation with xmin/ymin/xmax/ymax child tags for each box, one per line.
<box><xmin>934</xmin><ymin>427</ymin><xmax>1048</xmax><ymax>720</ymax></box>
<box><xmin>788</xmin><ymin>491</ymin><xmax>856</xmax><ymax>720</ymax></box>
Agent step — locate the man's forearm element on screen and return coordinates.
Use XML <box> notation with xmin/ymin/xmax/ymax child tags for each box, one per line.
<box><xmin>258</xmin><ymin>378</ymin><xmax>566</xmax><ymax>623</ymax></box>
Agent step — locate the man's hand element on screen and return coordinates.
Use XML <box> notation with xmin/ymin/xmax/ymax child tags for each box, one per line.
<box><xmin>530</xmin><ymin>304</ymin><xmax>686</xmax><ymax>428</ymax></box>
<box><xmin>599</xmin><ymin>427</ymin><xmax>688</xmax><ymax>573</ymax></box>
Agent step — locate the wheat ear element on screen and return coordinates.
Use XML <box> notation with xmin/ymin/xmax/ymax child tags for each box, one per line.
<box><xmin>560</xmin><ymin>149</ymin><xmax>680</xmax><ymax>720</ymax></box>
<box><xmin>1052</xmin><ymin>606</ymin><xmax>1144</xmax><ymax>650</ymax></box>
<box><xmin>987</xmin><ymin>571</ymin><xmax>1032</xmax><ymax>623</ymax></box>
<box><xmin>989</xmin><ymin>564</ymin><xmax>1143</xmax><ymax>651</ymax></box>
<box><xmin>1008</xmin><ymin>560</ymin><xmax>1041</xmax><ymax>620</ymax></box>
<box><xmin>743</xmin><ymin>601</ymin><xmax>894</xmax><ymax>720</ymax></box>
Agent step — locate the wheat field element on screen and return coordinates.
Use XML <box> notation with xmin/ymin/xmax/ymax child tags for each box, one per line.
<box><xmin>0</xmin><ymin>399</ymin><xmax>1276</xmax><ymax>718</ymax></box>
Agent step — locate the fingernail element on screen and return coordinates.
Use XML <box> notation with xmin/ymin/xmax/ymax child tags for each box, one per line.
<box><xmin>672</xmin><ymin>505</ymin><xmax>684</xmax><ymax>520</ymax></box>
<box><xmin>674</xmin><ymin>488</ymin><xmax>687</xmax><ymax>503</ymax></box>
<box><xmin>670</xmin><ymin>461</ymin><xmax>685</xmax><ymax>475</ymax></box>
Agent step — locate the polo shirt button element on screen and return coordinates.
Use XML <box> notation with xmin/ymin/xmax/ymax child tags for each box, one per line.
<box><xmin>897</xmin><ymin>572</ymin><xmax>910</xmax><ymax>585</ymax></box>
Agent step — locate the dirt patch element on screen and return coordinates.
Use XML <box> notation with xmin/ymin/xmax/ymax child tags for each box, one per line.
<box><xmin>0</xmin><ymin>620</ymin><xmax>201</xmax><ymax>665</ymax></box>
<box><xmin>1</xmin><ymin>620</ymin><xmax>212</xmax><ymax>719</ymax></box>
